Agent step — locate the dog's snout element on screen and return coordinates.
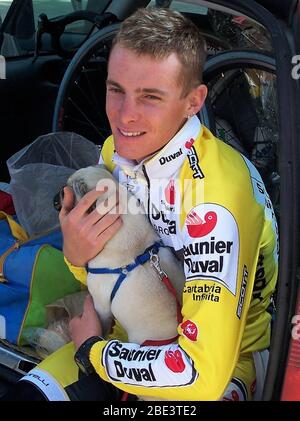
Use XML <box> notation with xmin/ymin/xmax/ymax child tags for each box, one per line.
<box><xmin>53</xmin><ymin>187</ymin><xmax>65</xmax><ymax>212</ymax></box>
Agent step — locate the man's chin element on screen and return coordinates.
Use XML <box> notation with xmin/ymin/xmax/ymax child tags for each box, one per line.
<box><xmin>115</xmin><ymin>147</ymin><xmax>145</xmax><ymax>162</ymax></box>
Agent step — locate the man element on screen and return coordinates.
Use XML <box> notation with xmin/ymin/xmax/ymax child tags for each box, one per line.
<box><xmin>6</xmin><ymin>7</ymin><xmax>278</xmax><ymax>401</ymax></box>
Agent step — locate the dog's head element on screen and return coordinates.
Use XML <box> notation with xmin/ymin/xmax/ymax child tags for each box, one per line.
<box><xmin>53</xmin><ymin>165</ymin><xmax>117</xmax><ymax>212</ymax></box>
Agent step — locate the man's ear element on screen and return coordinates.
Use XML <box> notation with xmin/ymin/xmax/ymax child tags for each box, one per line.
<box><xmin>187</xmin><ymin>84</ymin><xmax>208</xmax><ymax>116</ymax></box>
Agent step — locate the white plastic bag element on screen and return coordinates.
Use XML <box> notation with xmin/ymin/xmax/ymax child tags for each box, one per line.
<box><xmin>7</xmin><ymin>131</ymin><xmax>100</xmax><ymax>236</ymax></box>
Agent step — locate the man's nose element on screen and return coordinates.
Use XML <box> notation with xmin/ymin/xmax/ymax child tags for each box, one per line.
<box><xmin>119</xmin><ymin>96</ymin><xmax>139</xmax><ymax>124</ymax></box>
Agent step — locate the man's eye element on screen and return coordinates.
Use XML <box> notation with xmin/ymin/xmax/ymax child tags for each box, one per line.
<box><xmin>108</xmin><ymin>87</ymin><xmax>123</xmax><ymax>93</ymax></box>
<box><xmin>144</xmin><ymin>95</ymin><xmax>161</xmax><ymax>101</ymax></box>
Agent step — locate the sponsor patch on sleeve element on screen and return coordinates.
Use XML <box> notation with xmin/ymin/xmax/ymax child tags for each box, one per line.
<box><xmin>102</xmin><ymin>341</ymin><xmax>198</xmax><ymax>388</ymax></box>
<box><xmin>183</xmin><ymin>204</ymin><xmax>239</xmax><ymax>295</ymax></box>
<box><xmin>180</xmin><ymin>320</ymin><xmax>198</xmax><ymax>341</ymax></box>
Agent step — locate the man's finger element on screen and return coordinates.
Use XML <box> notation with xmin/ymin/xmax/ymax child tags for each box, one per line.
<box><xmin>71</xmin><ymin>187</ymin><xmax>108</xmax><ymax>218</ymax></box>
<box><xmin>83</xmin><ymin>294</ymin><xmax>95</xmax><ymax>314</ymax></box>
<box><xmin>85</xmin><ymin>202</ymin><xmax>120</xmax><ymax>230</ymax></box>
<box><xmin>95</xmin><ymin>215</ymin><xmax>123</xmax><ymax>242</ymax></box>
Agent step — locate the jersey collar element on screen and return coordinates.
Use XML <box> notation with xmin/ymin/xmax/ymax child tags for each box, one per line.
<box><xmin>112</xmin><ymin>115</ymin><xmax>202</xmax><ymax>179</ymax></box>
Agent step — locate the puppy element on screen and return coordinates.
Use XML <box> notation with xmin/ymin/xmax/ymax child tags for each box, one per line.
<box><xmin>64</xmin><ymin>165</ymin><xmax>185</xmax><ymax>346</ymax></box>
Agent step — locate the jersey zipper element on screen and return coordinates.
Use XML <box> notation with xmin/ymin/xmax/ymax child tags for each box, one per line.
<box><xmin>142</xmin><ymin>164</ymin><xmax>151</xmax><ymax>222</ymax></box>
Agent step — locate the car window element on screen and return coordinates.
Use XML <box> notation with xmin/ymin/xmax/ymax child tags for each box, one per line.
<box><xmin>32</xmin><ymin>0</ymin><xmax>87</xmax><ymax>20</ymax></box>
<box><xmin>0</xmin><ymin>0</ymin><xmax>111</xmax><ymax>57</ymax></box>
<box><xmin>149</xmin><ymin>0</ymin><xmax>208</xmax><ymax>15</ymax></box>
<box><xmin>0</xmin><ymin>1</ymin><xmax>89</xmax><ymax>24</ymax></box>
<box><xmin>0</xmin><ymin>1</ymin><xmax>13</xmax><ymax>23</ymax></box>
<box><xmin>32</xmin><ymin>0</ymin><xmax>90</xmax><ymax>33</ymax></box>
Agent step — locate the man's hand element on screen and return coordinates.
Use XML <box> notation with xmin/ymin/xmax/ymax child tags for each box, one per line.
<box><xmin>59</xmin><ymin>186</ymin><xmax>123</xmax><ymax>267</ymax></box>
<box><xmin>69</xmin><ymin>295</ymin><xmax>102</xmax><ymax>350</ymax></box>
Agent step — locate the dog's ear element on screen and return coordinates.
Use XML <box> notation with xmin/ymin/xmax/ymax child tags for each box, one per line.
<box><xmin>72</xmin><ymin>178</ymin><xmax>98</xmax><ymax>213</ymax></box>
<box><xmin>72</xmin><ymin>178</ymin><xmax>89</xmax><ymax>200</ymax></box>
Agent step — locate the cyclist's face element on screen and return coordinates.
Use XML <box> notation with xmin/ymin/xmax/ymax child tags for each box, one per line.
<box><xmin>106</xmin><ymin>45</ymin><xmax>207</xmax><ymax>161</ymax></box>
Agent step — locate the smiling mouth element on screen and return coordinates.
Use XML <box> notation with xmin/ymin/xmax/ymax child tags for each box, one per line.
<box><xmin>118</xmin><ymin>128</ymin><xmax>146</xmax><ymax>137</ymax></box>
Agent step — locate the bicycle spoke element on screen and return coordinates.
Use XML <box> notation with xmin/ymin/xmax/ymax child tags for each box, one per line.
<box><xmin>65</xmin><ymin>115</ymin><xmax>109</xmax><ymax>140</ymax></box>
<box><xmin>64</xmin><ymin>115</ymin><xmax>94</xmax><ymax>127</ymax></box>
<box><xmin>81</xmin><ymin>65</ymin><xmax>105</xmax><ymax>115</ymax></box>
<box><xmin>68</xmin><ymin>81</ymin><xmax>102</xmax><ymax>122</ymax></box>
<box><xmin>67</xmin><ymin>97</ymin><xmax>106</xmax><ymax>138</ymax></box>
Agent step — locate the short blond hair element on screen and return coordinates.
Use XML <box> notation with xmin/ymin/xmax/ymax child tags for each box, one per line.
<box><xmin>111</xmin><ymin>7</ymin><xmax>207</xmax><ymax>97</ymax></box>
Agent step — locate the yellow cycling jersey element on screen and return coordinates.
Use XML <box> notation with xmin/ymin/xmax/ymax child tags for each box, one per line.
<box><xmin>67</xmin><ymin>116</ymin><xmax>278</xmax><ymax>400</ymax></box>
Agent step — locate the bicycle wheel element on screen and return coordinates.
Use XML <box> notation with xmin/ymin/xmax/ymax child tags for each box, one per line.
<box><xmin>201</xmin><ymin>50</ymin><xmax>276</xmax><ymax>136</ymax></box>
<box><xmin>202</xmin><ymin>50</ymin><xmax>278</xmax><ymax>215</ymax></box>
<box><xmin>204</xmin><ymin>50</ymin><xmax>275</xmax><ymax>75</ymax></box>
<box><xmin>52</xmin><ymin>23</ymin><xmax>120</xmax><ymax>145</ymax></box>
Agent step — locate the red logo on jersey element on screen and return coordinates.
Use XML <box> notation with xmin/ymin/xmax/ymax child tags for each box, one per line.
<box><xmin>185</xmin><ymin>138</ymin><xmax>195</xmax><ymax>150</ymax></box>
<box><xmin>164</xmin><ymin>350</ymin><xmax>185</xmax><ymax>373</ymax></box>
<box><xmin>165</xmin><ymin>179</ymin><xmax>175</xmax><ymax>205</ymax></box>
<box><xmin>186</xmin><ymin>210</ymin><xmax>217</xmax><ymax>238</ymax></box>
<box><xmin>180</xmin><ymin>320</ymin><xmax>198</xmax><ymax>341</ymax></box>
